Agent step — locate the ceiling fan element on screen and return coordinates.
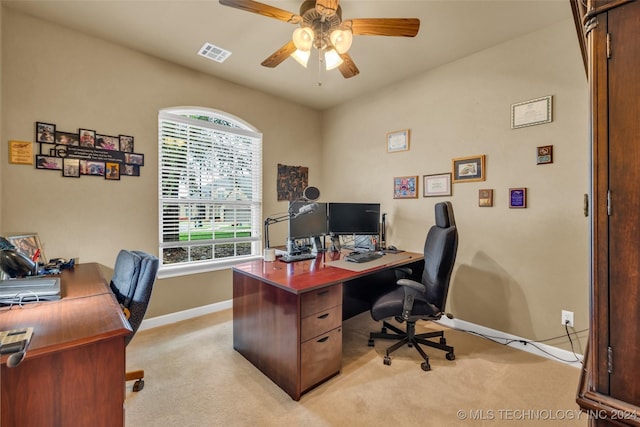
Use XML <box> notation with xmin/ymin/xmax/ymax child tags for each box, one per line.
<box><xmin>219</xmin><ymin>0</ymin><xmax>420</xmax><ymax>78</ymax></box>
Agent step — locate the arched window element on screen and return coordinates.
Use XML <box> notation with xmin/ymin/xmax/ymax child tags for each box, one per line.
<box><xmin>158</xmin><ymin>107</ymin><xmax>262</xmax><ymax>276</ymax></box>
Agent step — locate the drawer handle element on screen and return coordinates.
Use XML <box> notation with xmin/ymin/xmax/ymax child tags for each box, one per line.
<box><xmin>317</xmin><ymin>336</ymin><xmax>329</xmax><ymax>343</ymax></box>
<box><xmin>317</xmin><ymin>290</ymin><xmax>329</xmax><ymax>296</ymax></box>
<box><xmin>317</xmin><ymin>313</ymin><xmax>329</xmax><ymax>319</ymax></box>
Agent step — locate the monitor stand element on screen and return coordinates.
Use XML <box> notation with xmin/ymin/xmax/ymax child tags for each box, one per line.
<box><xmin>329</xmin><ymin>235</ymin><xmax>341</xmax><ymax>252</ymax></box>
<box><xmin>311</xmin><ymin>236</ymin><xmax>325</xmax><ymax>255</ymax></box>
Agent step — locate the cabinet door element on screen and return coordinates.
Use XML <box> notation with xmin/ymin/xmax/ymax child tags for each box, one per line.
<box><xmin>607</xmin><ymin>2</ymin><xmax>640</xmax><ymax>405</ymax></box>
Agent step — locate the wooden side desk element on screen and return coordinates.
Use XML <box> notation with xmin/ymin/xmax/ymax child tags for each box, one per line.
<box><xmin>233</xmin><ymin>251</ymin><xmax>423</xmax><ymax>400</ymax></box>
<box><xmin>0</xmin><ymin>263</ymin><xmax>132</xmax><ymax>427</ymax></box>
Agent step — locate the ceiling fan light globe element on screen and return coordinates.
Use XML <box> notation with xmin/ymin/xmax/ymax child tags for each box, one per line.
<box><xmin>324</xmin><ymin>49</ymin><xmax>343</xmax><ymax>71</ymax></box>
<box><xmin>291</xmin><ymin>49</ymin><xmax>311</xmax><ymax>68</ymax></box>
<box><xmin>330</xmin><ymin>29</ymin><xmax>353</xmax><ymax>54</ymax></box>
<box><xmin>292</xmin><ymin>27</ymin><xmax>314</xmax><ymax>51</ymax></box>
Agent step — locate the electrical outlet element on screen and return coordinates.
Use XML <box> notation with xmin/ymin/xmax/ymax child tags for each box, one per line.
<box><xmin>561</xmin><ymin>310</ymin><xmax>574</xmax><ymax>327</ymax></box>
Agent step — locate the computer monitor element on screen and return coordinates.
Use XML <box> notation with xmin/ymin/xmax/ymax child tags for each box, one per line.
<box><xmin>288</xmin><ymin>202</ymin><xmax>328</xmax><ymax>240</ymax></box>
<box><xmin>328</xmin><ymin>203</ymin><xmax>381</xmax><ymax>235</ymax></box>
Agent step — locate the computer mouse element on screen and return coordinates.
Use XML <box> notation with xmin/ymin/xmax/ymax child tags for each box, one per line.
<box><xmin>388</xmin><ymin>245</ymin><xmax>397</xmax><ymax>251</ymax></box>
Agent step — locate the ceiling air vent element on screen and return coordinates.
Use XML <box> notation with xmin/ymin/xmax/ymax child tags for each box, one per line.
<box><xmin>198</xmin><ymin>42</ymin><xmax>232</xmax><ymax>63</ymax></box>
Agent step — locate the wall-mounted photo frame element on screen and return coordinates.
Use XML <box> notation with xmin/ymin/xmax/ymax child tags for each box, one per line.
<box><xmin>105</xmin><ymin>162</ymin><xmax>120</xmax><ymax>180</ymax></box>
<box><xmin>8</xmin><ymin>140</ymin><xmax>34</xmax><ymax>165</ymax></box>
<box><xmin>387</xmin><ymin>129</ymin><xmax>410</xmax><ymax>153</ymax></box>
<box><xmin>509</xmin><ymin>187</ymin><xmax>527</xmax><ymax>208</ymax></box>
<box><xmin>55</xmin><ymin>131</ymin><xmax>79</xmax><ymax>146</ymax></box>
<box><xmin>511</xmin><ymin>95</ymin><xmax>553</xmax><ymax>129</ymax></box>
<box><xmin>83</xmin><ymin>160</ymin><xmax>105</xmax><ymax>176</ymax></box>
<box><xmin>119</xmin><ymin>135</ymin><xmax>134</xmax><ymax>153</ymax></box>
<box><xmin>452</xmin><ymin>154</ymin><xmax>486</xmax><ymax>183</ymax></box>
<box><xmin>479</xmin><ymin>189</ymin><xmax>494</xmax><ymax>207</ymax></box>
<box><xmin>79</xmin><ymin>129</ymin><xmax>96</xmax><ymax>148</ymax></box>
<box><xmin>125</xmin><ymin>153</ymin><xmax>144</xmax><ymax>166</ymax></box>
<box><xmin>393</xmin><ymin>175</ymin><xmax>418</xmax><ymax>199</ymax></box>
<box><xmin>63</xmin><ymin>158</ymin><xmax>80</xmax><ymax>178</ymax></box>
<box><xmin>35</xmin><ymin>122</ymin><xmax>56</xmax><ymax>144</ymax></box>
<box><xmin>121</xmin><ymin>164</ymin><xmax>140</xmax><ymax>176</ymax></box>
<box><xmin>423</xmin><ymin>173</ymin><xmax>452</xmax><ymax>197</ymax></box>
<box><xmin>36</xmin><ymin>155</ymin><xmax>63</xmax><ymax>170</ymax></box>
<box><xmin>537</xmin><ymin>145</ymin><xmax>553</xmax><ymax>164</ymax></box>
<box><xmin>95</xmin><ymin>134</ymin><xmax>120</xmax><ymax>151</ymax></box>
<box><xmin>4</xmin><ymin>233</ymin><xmax>47</xmax><ymax>264</ymax></box>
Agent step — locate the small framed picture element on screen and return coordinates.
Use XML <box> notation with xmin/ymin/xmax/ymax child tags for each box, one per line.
<box><xmin>537</xmin><ymin>145</ymin><xmax>553</xmax><ymax>164</ymax></box>
<box><xmin>96</xmin><ymin>134</ymin><xmax>120</xmax><ymax>151</ymax></box>
<box><xmin>63</xmin><ymin>158</ymin><xmax>80</xmax><ymax>178</ymax></box>
<box><xmin>55</xmin><ymin>131</ymin><xmax>79</xmax><ymax>146</ymax></box>
<box><xmin>119</xmin><ymin>135</ymin><xmax>134</xmax><ymax>152</ymax></box>
<box><xmin>121</xmin><ymin>164</ymin><xmax>140</xmax><ymax>176</ymax></box>
<box><xmin>387</xmin><ymin>129</ymin><xmax>410</xmax><ymax>153</ymax></box>
<box><xmin>479</xmin><ymin>189</ymin><xmax>494</xmax><ymax>207</ymax></box>
<box><xmin>423</xmin><ymin>173</ymin><xmax>452</xmax><ymax>197</ymax></box>
<box><xmin>393</xmin><ymin>175</ymin><xmax>418</xmax><ymax>199</ymax></box>
<box><xmin>105</xmin><ymin>162</ymin><xmax>120</xmax><ymax>180</ymax></box>
<box><xmin>125</xmin><ymin>153</ymin><xmax>144</xmax><ymax>166</ymax></box>
<box><xmin>36</xmin><ymin>155</ymin><xmax>63</xmax><ymax>170</ymax></box>
<box><xmin>8</xmin><ymin>140</ymin><xmax>34</xmax><ymax>165</ymax></box>
<box><xmin>35</xmin><ymin>122</ymin><xmax>56</xmax><ymax>144</ymax></box>
<box><xmin>452</xmin><ymin>155</ymin><xmax>486</xmax><ymax>183</ymax></box>
<box><xmin>79</xmin><ymin>129</ymin><xmax>96</xmax><ymax>148</ymax></box>
<box><xmin>84</xmin><ymin>161</ymin><xmax>105</xmax><ymax>176</ymax></box>
<box><xmin>4</xmin><ymin>233</ymin><xmax>46</xmax><ymax>264</ymax></box>
<box><xmin>509</xmin><ymin>187</ymin><xmax>527</xmax><ymax>208</ymax></box>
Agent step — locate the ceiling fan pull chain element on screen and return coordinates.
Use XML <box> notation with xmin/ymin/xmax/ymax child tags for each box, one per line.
<box><xmin>317</xmin><ymin>49</ymin><xmax>323</xmax><ymax>86</ymax></box>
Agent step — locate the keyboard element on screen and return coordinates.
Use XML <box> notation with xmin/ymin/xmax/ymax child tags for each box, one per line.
<box><xmin>344</xmin><ymin>251</ymin><xmax>383</xmax><ymax>263</ymax></box>
<box><xmin>279</xmin><ymin>253</ymin><xmax>318</xmax><ymax>263</ymax></box>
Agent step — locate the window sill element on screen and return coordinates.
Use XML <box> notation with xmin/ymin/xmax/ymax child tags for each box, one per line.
<box><xmin>157</xmin><ymin>255</ymin><xmax>263</xmax><ymax>279</ymax></box>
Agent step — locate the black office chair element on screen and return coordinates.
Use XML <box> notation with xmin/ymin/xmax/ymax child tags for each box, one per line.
<box><xmin>368</xmin><ymin>201</ymin><xmax>458</xmax><ymax>371</ymax></box>
<box><xmin>110</xmin><ymin>249</ymin><xmax>159</xmax><ymax>391</ymax></box>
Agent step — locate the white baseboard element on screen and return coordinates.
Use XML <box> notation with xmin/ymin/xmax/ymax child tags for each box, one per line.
<box><xmin>138</xmin><ymin>299</ymin><xmax>232</xmax><ymax>331</ymax></box>
<box><xmin>139</xmin><ymin>300</ymin><xmax>583</xmax><ymax>368</ymax></box>
<box><xmin>436</xmin><ymin>316</ymin><xmax>583</xmax><ymax>368</ymax></box>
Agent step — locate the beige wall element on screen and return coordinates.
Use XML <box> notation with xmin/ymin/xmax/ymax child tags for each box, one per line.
<box><xmin>0</xmin><ymin>9</ymin><xmax>322</xmax><ymax>317</ymax></box>
<box><xmin>1</xmin><ymin>8</ymin><xmax>589</xmax><ymax>350</ymax></box>
<box><xmin>322</xmin><ymin>19</ymin><xmax>589</xmax><ymax>346</ymax></box>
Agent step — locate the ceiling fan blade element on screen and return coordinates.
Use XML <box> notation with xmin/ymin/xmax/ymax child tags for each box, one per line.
<box><xmin>338</xmin><ymin>53</ymin><xmax>360</xmax><ymax>79</ymax></box>
<box><xmin>315</xmin><ymin>0</ymin><xmax>339</xmax><ymax>17</ymax></box>
<box><xmin>345</xmin><ymin>18</ymin><xmax>420</xmax><ymax>37</ymax></box>
<box><xmin>219</xmin><ymin>0</ymin><xmax>302</xmax><ymax>24</ymax></box>
<box><xmin>261</xmin><ymin>41</ymin><xmax>297</xmax><ymax>68</ymax></box>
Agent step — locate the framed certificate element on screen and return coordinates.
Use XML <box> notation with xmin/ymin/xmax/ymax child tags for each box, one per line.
<box><xmin>387</xmin><ymin>129</ymin><xmax>410</xmax><ymax>153</ymax></box>
<box><xmin>511</xmin><ymin>96</ymin><xmax>553</xmax><ymax>129</ymax></box>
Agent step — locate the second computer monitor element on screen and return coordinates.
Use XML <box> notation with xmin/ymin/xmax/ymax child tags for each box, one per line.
<box><xmin>288</xmin><ymin>201</ymin><xmax>328</xmax><ymax>240</ymax></box>
<box><xmin>328</xmin><ymin>202</ymin><xmax>381</xmax><ymax>235</ymax></box>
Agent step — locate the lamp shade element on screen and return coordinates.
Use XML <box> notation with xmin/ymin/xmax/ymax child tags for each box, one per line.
<box><xmin>324</xmin><ymin>49</ymin><xmax>344</xmax><ymax>70</ymax></box>
<box><xmin>329</xmin><ymin>29</ymin><xmax>353</xmax><ymax>54</ymax></box>
<box><xmin>292</xmin><ymin>27</ymin><xmax>314</xmax><ymax>52</ymax></box>
<box><xmin>291</xmin><ymin>49</ymin><xmax>311</xmax><ymax>67</ymax></box>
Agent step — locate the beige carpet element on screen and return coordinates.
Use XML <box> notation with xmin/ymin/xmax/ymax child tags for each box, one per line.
<box><xmin>124</xmin><ymin>310</ymin><xmax>586</xmax><ymax>426</ymax></box>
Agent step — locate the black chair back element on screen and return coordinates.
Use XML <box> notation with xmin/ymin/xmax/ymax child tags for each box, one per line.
<box><xmin>422</xmin><ymin>202</ymin><xmax>458</xmax><ymax>312</ymax></box>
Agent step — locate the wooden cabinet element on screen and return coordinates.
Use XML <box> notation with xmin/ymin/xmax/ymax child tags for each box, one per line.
<box><xmin>574</xmin><ymin>1</ymin><xmax>640</xmax><ymax>425</ymax></box>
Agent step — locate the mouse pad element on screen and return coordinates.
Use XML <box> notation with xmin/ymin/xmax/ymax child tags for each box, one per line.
<box><xmin>325</xmin><ymin>252</ymin><xmax>415</xmax><ymax>272</ymax></box>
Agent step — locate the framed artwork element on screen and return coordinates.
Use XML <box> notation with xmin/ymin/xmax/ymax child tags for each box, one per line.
<box><xmin>119</xmin><ymin>135</ymin><xmax>134</xmax><ymax>152</ymax></box>
<box><xmin>36</xmin><ymin>155</ymin><xmax>63</xmax><ymax>170</ymax></box>
<box><xmin>277</xmin><ymin>163</ymin><xmax>308</xmax><ymax>201</ymax></box>
<box><xmin>4</xmin><ymin>233</ymin><xmax>46</xmax><ymax>264</ymax></box>
<box><xmin>85</xmin><ymin>161</ymin><xmax>105</xmax><ymax>176</ymax></box>
<box><xmin>63</xmin><ymin>158</ymin><xmax>80</xmax><ymax>178</ymax></box>
<box><xmin>35</xmin><ymin>122</ymin><xmax>56</xmax><ymax>144</ymax></box>
<box><xmin>55</xmin><ymin>131</ymin><xmax>79</xmax><ymax>146</ymax></box>
<box><xmin>95</xmin><ymin>134</ymin><xmax>120</xmax><ymax>151</ymax></box>
<box><xmin>452</xmin><ymin>155</ymin><xmax>486</xmax><ymax>183</ymax></box>
<box><xmin>511</xmin><ymin>95</ymin><xmax>553</xmax><ymax>129</ymax></box>
<box><xmin>537</xmin><ymin>145</ymin><xmax>553</xmax><ymax>164</ymax></box>
<box><xmin>8</xmin><ymin>140</ymin><xmax>34</xmax><ymax>165</ymax></box>
<box><xmin>105</xmin><ymin>162</ymin><xmax>120</xmax><ymax>180</ymax></box>
<box><xmin>124</xmin><ymin>153</ymin><xmax>144</xmax><ymax>166</ymax></box>
<box><xmin>393</xmin><ymin>175</ymin><xmax>418</xmax><ymax>199</ymax></box>
<box><xmin>479</xmin><ymin>189</ymin><xmax>494</xmax><ymax>207</ymax></box>
<box><xmin>121</xmin><ymin>164</ymin><xmax>140</xmax><ymax>176</ymax></box>
<box><xmin>79</xmin><ymin>129</ymin><xmax>96</xmax><ymax>148</ymax></box>
<box><xmin>423</xmin><ymin>173</ymin><xmax>452</xmax><ymax>197</ymax></box>
<box><xmin>509</xmin><ymin>187</ymin><xmax>527</xmax><ymax>208</ymax></box>
<box><xmin>387</xmin><ymin>129</ymin><xmax>410</xmax><ymax>153</ymax></box>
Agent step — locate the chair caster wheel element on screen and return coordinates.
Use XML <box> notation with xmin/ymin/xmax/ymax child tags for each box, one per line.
<box><xmin>383</xmin><ymin>356</ymin><xmax>391</xmax><ymax>366</ymax></box>
<box><xmin>368</xmin><ymin>339</ymin><xmax>374</xmax><ymax>347</ymax></box>
<box><xmin>446</xmin><ymin>352</ymin><xmax>455</xmax><ymax>361</ymax></box>
<box><xmin>381</xmin><ymin>327</ymin><xmax>387</xmax><ymax>334</ymax></box>
<box><xmin>132</xmin><ymin>379</ymin><xmax>145</xmax><ymax>392</ymax></box>
<box><xmin>440</xmin><ymin>337</ymin><xmax>447</xmax><ymax>345</ymax></box>
<box><xmin>421</xmin><ymin>362</ymin><xmax>431</xmax><ymax>371</ymax></box>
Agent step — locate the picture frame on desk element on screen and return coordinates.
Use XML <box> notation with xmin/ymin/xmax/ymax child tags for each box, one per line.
<box><xmin>3</xmin><ymin>232</ymin><xmax>47</xmax><ymax>265</ymax></box>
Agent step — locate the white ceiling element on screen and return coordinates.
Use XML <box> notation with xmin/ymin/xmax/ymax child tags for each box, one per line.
<box><xmin>3</xmin><ymin>0</ymin><xmax>573</xmax><ymax>110</ymax></box>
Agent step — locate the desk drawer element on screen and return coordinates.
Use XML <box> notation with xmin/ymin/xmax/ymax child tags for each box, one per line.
<box><xmin>301</xmin><ymin>305</ymin><xmax>342</xmax><ymax>342</ymax></box>
<box><xmin>301</xmin><ymin>284</ymin><xmax>342</xmax><ymax>317</ymax></box>
<box><xmin>300</xmin><ymin>326</ymin><xmax>342</xmax><ymax>392</ymax></box>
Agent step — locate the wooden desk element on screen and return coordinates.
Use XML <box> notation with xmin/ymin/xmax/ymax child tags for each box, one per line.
<box><xmin>233</xmin><ymin>251</ymin><xmax>423</xmax><ymax>400</ymax></box>
<box><xmin>0</xmin><ymin>264</ymin><xmax>131</xmax><ymax>427</ymax></box>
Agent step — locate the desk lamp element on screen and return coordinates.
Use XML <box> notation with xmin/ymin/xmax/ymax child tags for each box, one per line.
<box><xmin>0</xmin><ymin>237</ymin><xmax>37</xmax><ymax>278</ymax></box>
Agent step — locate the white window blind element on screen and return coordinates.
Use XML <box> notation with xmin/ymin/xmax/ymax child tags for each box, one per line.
<box><xmin>158</xmin><ymin>108</ymin><xmax>262</xmax><ymax>273</ymax></box>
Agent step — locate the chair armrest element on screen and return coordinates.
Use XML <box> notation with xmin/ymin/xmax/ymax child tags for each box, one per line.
<box><xmin>396</xmin><ymin>278</ymin><xmax>425</xmax><ymax>320</ymax></box>
<box><xmin>397</xmin><ymin>278</ymin><xmax>425</xmax><ymax>293</ymax></box>
<box><xmin>394</xmin><ymin>267</ymin><xmax>413</xmax><ymax>279</ymax></box>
